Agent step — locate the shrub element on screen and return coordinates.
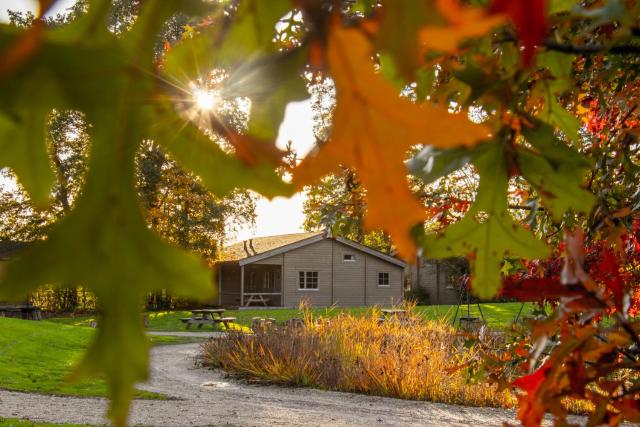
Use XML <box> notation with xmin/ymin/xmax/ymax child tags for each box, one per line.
<box><xmin>201</xmin><ymin>306</ymin><xmax>514</xmax><ymax>408</ymax></box>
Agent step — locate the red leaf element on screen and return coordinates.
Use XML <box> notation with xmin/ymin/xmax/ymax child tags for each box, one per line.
<box><xmin>500</xmin><ymin>277</ymin><xmax>584</xmax><ymax>302</ymax></box>
<box><xmin>513</xmin><ymin>363</ymin><xmax>552</xmax><ymax>427</ymax></box>
<box><xmin>513</xmin><ymin>362</ymin><xmax>551</xmax><ymax>394</ymax></box>
<box><xmin>595</xmin><ymin>248</ymin><xmax>624</xmax><ymax>310</ymax></box>
<box><xmin>490</xmin><ymin>0</ymin><xmax>547</xmax><ymax>65</ymax></box>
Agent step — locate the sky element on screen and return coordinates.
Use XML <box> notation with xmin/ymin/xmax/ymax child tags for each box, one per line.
<box><xmin>1</xmin><ymin>0</ymin><xmax>315</xmax><ymax>244</ymax></box>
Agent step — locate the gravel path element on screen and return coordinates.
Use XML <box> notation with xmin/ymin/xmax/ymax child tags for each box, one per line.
<box><xmin>0</xmin><ymin>343</ymin><xmax>526</xmax><ymax>426</ymax></box>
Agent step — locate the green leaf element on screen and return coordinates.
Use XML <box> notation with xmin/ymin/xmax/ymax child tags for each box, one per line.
<box><xmin>519</xmin><ymin>121</ymin><xmax>594</xmax><ymax>220</ymax></box>
<box><xmin>0</xmin><ymin>73</ymin><xmax>61</xmax><ymax>207</ymax></box>
<box><xmin>517</xmin><ymin>149</ymin><xmax>594</xmax><ymax>221</ymax></box>
<box><xmin>453</xmin><ymin>63</ymin><xmax>507</xmax><ymax>105</ymax></box>
<box><xmin>549</xmin><ymin>0</ymin><xmax>578</xmax><ymax>14</ymax></box>
<box><xmin>225</xmin><ymin>49</ymin><xmax>309</xmax><ymax>141</ymax></box>
<box><xmin>536</xmin><ymin>50</ymin><xmax>575</xmax><ymax>94</ymax></box>
<box><xmin>0</xmin><ymin>1</ymin><xmax>284</xmax><ymax>425</ymax></box>
<box><xmin>423</xmin><ymin>142</ymin><xmax>549</xmax><ymax>299</ymax></box>
<box><xmin>163</xmin><ymin>0</ymin><xmax>293</xmax><ymax>81</ymax></box>
<box><xmin>152</xmin><ymin>106</ymin><xmax>294</xmax><ymax>198</ymax></box>
<box><xmin>163</xmin><ymin>0</ymin><xmax>303</xmax><ymax>143</ymax></box>
<box><xmin>541</xmin><ymin>94</ymin><xmax>581</xmax><ymax>142</ymax></box>
<box><xmin>520</xmin><ymin>119</ymin><xmax>588</xmax><ymax>167</ymax></box>
<box><xmin>407</xmin><ymin>144</ymin><xmax>489</xmax><ymax>184</ymax></box>
<box><xmin>376</xmin><ymin>0</ymin><xmax>439</xmax><ymax>81</ymax></box>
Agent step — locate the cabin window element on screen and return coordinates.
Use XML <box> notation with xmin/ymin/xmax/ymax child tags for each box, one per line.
<box><xmin>298</xmin><ymin>271</ymin><xmax>319</xmax><ymax>290</ymax></box>
<box><xmin>378</xmin><ymin>272</ymin><xmax>390</xmax><ymax>287</ymax></box>
<box><xmin>343</xmin><ymin>253</ymin><xmax>356</xmax><ymax>262</ymax></box>
<box><xmin>264</xmin><ymin>271</ymin><xmax>277</xmax><ymax>290</ymax></box>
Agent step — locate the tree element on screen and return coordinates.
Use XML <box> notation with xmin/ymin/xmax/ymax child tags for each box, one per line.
<box><xmin>2</xmin><ymin>0</ymin><xmax>640</xmax><ymax>425</ymax></box>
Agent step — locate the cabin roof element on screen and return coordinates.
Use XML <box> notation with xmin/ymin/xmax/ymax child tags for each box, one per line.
<box><xmin>219</xmin><ymin>231</ymin><xmax>406</xmax><ymax>268</ymax></box>
<box><xmin>220</xmin><ymin>231</ymin><xmax>324</xmax><ymax>262</ymax></box>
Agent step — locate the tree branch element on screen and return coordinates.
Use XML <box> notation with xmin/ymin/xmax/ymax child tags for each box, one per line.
<box><xmin>543</xmin><ymin>40</ymin><xmax>640</xmax><ymax>55</ymax></box>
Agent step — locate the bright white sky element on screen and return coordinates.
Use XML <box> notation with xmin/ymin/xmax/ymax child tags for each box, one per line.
<box><xmin>1</xmin><ymin>0</ymin><xmax>315</xmax><ymax>243</ymax></box>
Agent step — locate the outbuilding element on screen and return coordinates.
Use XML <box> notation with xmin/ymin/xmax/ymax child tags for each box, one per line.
<box><xmin>216</xmin><ymin>231</ymin><xmax>406</xmax><ymax>307</ymax></box>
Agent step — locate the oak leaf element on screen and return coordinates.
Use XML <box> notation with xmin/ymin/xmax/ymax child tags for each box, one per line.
<box><xmin>294</xmin><ymin>23</ymin><xmax>490</xmax><ymax>259</ymax></box>
<box><xmin>419</xmin><ymin>0</ymin><xmax>506</xmax><ymax>53</ymax></box>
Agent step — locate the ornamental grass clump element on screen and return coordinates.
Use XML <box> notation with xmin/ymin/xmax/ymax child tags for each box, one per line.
<box><xmin>201</xmin><ymin>306</ymin><xmax>515</xmax><ymax>408</ymax></box>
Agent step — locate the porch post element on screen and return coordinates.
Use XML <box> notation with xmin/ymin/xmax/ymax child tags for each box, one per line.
<box><xmin>240</xmin><ymin>264</ymin><xmax>245</xmax><ymax>307</ymax></box>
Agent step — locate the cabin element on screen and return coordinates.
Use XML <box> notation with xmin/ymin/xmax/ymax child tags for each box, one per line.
<box><xmin>217</xmin><ymin>231</ymin><xmax>406</xmax><ymax>307</ymax></box>
<box><xmin>407</xmin><ymin>257</ymin><xmax>468</xmax><ymax>305</ymax></box>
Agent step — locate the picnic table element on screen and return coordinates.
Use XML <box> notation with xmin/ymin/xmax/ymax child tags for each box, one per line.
<box><xmin>0</xmin><ymin>304</ymin><xmax>42</xmax><ymax>321</ymax></box>
<box><xmin>242</xmin><ymin>293</ymin><xmax>273</xmax><ymax>307</ymax></box>
<box><xmin>180</xmin><ymin>309</ymin><xmax>235</xmax><ymax>330</ymax></box>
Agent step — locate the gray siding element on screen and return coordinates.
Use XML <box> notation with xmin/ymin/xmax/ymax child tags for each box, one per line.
<box><xmin>253</xmin><ymin>254</ymin><xmax>283</xmax><ymax>265</ymax></box>
<box><xmin>410</xmin><ymin>258</ymin><xmax>464</xmax><ymax>305</ymax></box>
<box><xmin>365</xmin><ymin>255</ymin><xmax>403</xmax><ymax>306</ymax></box>
<box><xmin>282</xmin><ymin>239</ymin><xmax>404</xmax><ymax>307</ymax></box>
<box><xmin>332</xmin><ymin>242</ymin><xmax>365</xmax><ymax>306</ymax></box>
<box><xmin>282</xmin><ymin>239</ymin><xmax>333</xmax><ymax>307</ymax></box>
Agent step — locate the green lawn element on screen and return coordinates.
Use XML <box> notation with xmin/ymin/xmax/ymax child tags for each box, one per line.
<box><xmin>138</xmin><ymin>302</ymin><xmax>535</xmax><ymax>332</ymax></box>
<box><xmin>0</xmin><ymin>317</ymin><xmax>200</xmax><ymax>399</ymax></box>
<box><xmin>49</xmin><ymin>302</ymin><xmax>536</xmax><ymax>332</ymax></box>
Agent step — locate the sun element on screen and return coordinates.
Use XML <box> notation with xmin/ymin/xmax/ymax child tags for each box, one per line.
<box><xmin>193</xmin><ymin>88</ymin><xmax>218</xmax><ymax>111</ymax></box>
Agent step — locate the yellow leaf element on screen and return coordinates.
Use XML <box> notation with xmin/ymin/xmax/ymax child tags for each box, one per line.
<box><xmin>294</xmin><ymin>23</ymin><xmax>490</xmax><ymax>259</ymax></box>
<box><xmin>419</xmin><ymin>0</ymin><xmax>506</xmax><ymax>53</ymax></box>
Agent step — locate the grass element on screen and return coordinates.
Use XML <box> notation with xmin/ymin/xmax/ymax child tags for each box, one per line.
<box><xmin>201</xmin><ymin>306</ymin><xmax>516</xmax><ymax>408</ymax></box>
<box><xmin>0</xmin><ymin>317</ymin><xmax>198</xmax><ymax>399</ymax></box>
<box><xmin>93</xmin><ymin>302</ymin><xmax>534</xmax><ymax>332</ymax></box>
<box><xmin>47</xmin><ymin>302</ymin><xmax>534</xmax><ymax>332</ymax></box>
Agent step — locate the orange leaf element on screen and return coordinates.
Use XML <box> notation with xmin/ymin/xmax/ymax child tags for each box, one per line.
<box><xmin>419</xmin><ymin>0</ymin><xmax>506</xmax><ymax>53</ymax></box>
<box><xmin>294</xmin><ymin>22</ymin><xmax>490</xmax><ymax>259</ymax></box>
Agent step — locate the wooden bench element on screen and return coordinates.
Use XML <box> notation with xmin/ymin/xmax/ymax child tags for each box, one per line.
<box><xmin>0</xmin><ymin>304</ymin><xmax>42</xmax><ymax>321</ymax></box>
<box><xmin>180</xmin><ymin>316</ymin><xmax>237</xmax><ymax>330</ymax></box>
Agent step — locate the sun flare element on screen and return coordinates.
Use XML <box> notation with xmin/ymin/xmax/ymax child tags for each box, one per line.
<box><xmin>193</xmin><ymin>89</ymin><xmax>218</xmax><ymax>111</ymax></box>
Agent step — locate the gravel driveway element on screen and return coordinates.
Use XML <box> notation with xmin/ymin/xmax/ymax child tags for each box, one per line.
<box><xmin>0</xmin><ymin>342</ymin><xmax>525</xmax><ymax>426</ymax></box>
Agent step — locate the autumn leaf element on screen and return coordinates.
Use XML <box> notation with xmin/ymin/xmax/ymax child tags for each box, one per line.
<box><xmin>294</xmin><ymin>22</ymin><xmax>491</xmax><ymax>259</ymax></box>
<box><xmin>513</xmin><ymin>362</ymin><xmax>553</xmax><ymax>427</ymax></box>
<box><xmin>419</xmin><ymin>0</ymin><xmax>506</xmax><ymax>54</ymax></box>
<box><xmin>491</xmin><ymin>0</ymin><xmax>548</xmax><ymax>65</ymax></box>
<box><xmin>418</xmin><ymin>141</ymin><xmax>550</xmax><ymax>298</ymax></box>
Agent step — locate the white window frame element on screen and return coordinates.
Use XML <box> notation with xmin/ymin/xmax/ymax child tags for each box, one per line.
<box><xmin>377</xmin><ymin>271</ymin><xmax>390</xmax><ymax>287</ymax></box>
<box><xmin>343</xmin><ymin>253</ymin><xmax>356</xmax><ymax>262</ymax></box>
<box><xmin>298</xmin><ymin>271</ymin><xmax>319</xmax><ymax>291</ymax></box>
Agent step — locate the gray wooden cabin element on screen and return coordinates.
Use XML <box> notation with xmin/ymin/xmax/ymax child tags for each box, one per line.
<box><xmin>408</xmin><ymin>257</ymin><xmax>469</xmax><ymax>305</ymax></box>
<box><xmin>217</xmin><ymin>231</ymin><xmax>406</xmax><ymax>307</ymax></box>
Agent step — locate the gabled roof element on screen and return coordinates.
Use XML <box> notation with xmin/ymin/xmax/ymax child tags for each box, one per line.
<box><xmin>220</xmin><ymin>231</ymin><xmax>324</xmax><ymax>262</ymax></box>
<box><xmin>219</xmin><ymin>232</ymin><xmax>407</xmax><ymax>268</ymax></box>
<box><xmin>0</xmin><ymin>241</ymin><xmax>27</xmax><ymax>260</ymax></box>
